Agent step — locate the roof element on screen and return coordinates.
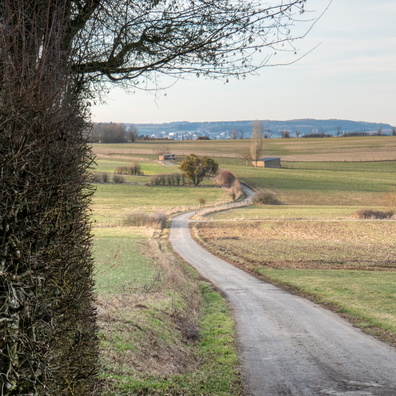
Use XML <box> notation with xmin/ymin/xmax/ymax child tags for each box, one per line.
<box><xmin>257</xmin><ymin>157</ymin><xmax>281</xmax><ymax>161</ymax></box>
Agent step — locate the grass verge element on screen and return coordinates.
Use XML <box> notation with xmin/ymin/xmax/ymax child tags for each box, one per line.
<box><xmin>94</xmin><ymin>227</ymin><xmax>243</xmax><ymax>395</ymax></box>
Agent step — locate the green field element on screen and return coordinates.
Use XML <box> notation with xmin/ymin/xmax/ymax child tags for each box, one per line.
<box><xmin>91</xmin><ymin>137</ymin><xmax>396</xmax><ymax>393</ymax></box>
<box><xmin>94</xmin><ymin>228</ymin><xmax>242</xmax><ymax>395</ymax></box>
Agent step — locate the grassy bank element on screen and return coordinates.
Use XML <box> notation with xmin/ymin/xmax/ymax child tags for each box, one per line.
<box><xmin>94</xmin><ymin>228</ymin><xmax>243</xmax><ymax>395</ymax></box>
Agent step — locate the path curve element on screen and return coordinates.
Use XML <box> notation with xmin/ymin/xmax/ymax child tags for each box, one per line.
<box><xmin>169</xmin><ymin>189</ymin><xmax>396</xmax><ymax>395</ymax></box>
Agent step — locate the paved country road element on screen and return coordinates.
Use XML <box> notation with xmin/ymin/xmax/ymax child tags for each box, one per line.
<box><xmin>169</xmin><ymin>201</ymin><xmax>396</xmax><ymax>395</ymax></box>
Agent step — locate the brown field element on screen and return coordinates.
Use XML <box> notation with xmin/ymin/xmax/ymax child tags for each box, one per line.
<box><xmin>92</xmin><ymin>136</ymin><xmax>396</xmax><ymax>162</ymax></box>
<box><xmin>194</xmin><ymin>220</ymin><xmax>396</xmax><ymax>271</ymax></box>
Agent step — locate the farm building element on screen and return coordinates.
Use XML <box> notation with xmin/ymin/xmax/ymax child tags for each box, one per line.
<box><xmin>252</xmin><ymin>157</ymin><xmax>281</xmax><ymax>168</ymax></box>
<box><xmin>159</xmin><ymin>154</ymin><xmax>176</xmax><ymax>161</ymax></box>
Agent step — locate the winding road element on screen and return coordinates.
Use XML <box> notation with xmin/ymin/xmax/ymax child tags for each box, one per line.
<box><xmin>169</xmin><ymin>188</ymin><xmax>396</xmax><ymax>396</ymax></box>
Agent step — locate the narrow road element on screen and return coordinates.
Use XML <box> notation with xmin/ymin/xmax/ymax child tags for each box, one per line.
<box><xmin>169</xmin><ymin>201</ymin><xmax>396</xmax><ymax>395</ymax></box>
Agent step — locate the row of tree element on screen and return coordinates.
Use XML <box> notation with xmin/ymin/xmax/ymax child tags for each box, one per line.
<box><xmin>89</xmin><ymin>123</ymin><xmax>139</xmax><ymax>143</ymax></box>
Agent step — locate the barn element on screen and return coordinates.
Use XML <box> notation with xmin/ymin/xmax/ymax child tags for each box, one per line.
<box><xmin>252</xmin><ymin>157</ymin><xmax>281</xmax><ymax>168</ymax></box>
<box><xmin>159</xmin><ymin>154</ymin><xmax>176</xmax><ymax>161</ymax></box>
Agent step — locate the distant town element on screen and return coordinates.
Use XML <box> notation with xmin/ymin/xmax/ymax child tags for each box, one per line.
<box><xmin>90</xmin><ymin>119</ymin><xmax>396</xmax><ymax>143</ymax></box>
<box><xmin>128</xmin><ymin>119</ymin><xmax>395</xmax><ymax>140</ymax></box>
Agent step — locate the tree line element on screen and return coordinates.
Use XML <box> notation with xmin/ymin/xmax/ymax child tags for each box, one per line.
<box><xmin>89</xmin><ymin>123</ymin><xmax>138</xmax><ymax>143</ymax></box>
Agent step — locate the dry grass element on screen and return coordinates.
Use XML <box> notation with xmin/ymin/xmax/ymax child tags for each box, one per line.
<box><xmin>251</xmin><ymin>189</ymin><xmax>282</xmax><ymax>205</ymax></box>
<box><xmin>193</xmin><ymin>220</ymin><xmax>396</xmax><ymax>271</ymax></box>
<box><xmin>352</xmin><ymin>209</ymin><xmax>394</xmax><ymax>219</ymax></box>
<box><xmin>92</xmin><ymin>136</ymin><xmax>396</xmax><ymax>162</ymax></box>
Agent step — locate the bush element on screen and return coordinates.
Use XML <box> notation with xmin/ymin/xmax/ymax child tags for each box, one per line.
<box><xmin>112</xmin><ymin>174</ymin><xmax>126</xmax><ymax>184</ymax></box>
<box><xmin>115</xmin><ymin>163</ymin><xmax>142</xmax><ymax>175</ymax></box>
<box><xmin>230</xmin><ymin>180</ymin><xmax>243</xmax><ymax>200</ymax></box>
<box><xmin>123</xmin><ymin>211</ymin><xmax>167</xmax><ymax>228</ymax></box>
<box><xmin>150</xmin><ymin>173</ymin><xmax>186</xmax><ymax>186</ymax></box>
<box><xmin>352</xmin><ymin>209</ymin><xmax>394</xmax><ymax>219</ymax></box>
<box><xmin>91</xmin><ymin>172</ymin><xmax>109</xmax><ymax>183</ymax></box>
<box><xmin>252</xmin><ymin>189</ymin><xmax>282</xmax><ymax>205</ymax></box>
<box><xmin>214</xmin><ymin>169</ymin><xmax>236</xmax><ymax>188</ymax></box>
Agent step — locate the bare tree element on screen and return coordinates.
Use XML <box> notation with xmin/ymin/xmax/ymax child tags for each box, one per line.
<box><xmin>71</xmin><ymin>0</ymin><xmax>311</xmax><ymax>88</ymax></box>
<box><xmin>294</xmin><ymin>129</ymin><xmax>301</xmax><ymax>138</ymax></box>
<box><xmin>1</xmin><ymin>0</ymin><xmax>320</xmax><ymax>393</ymax></box>
<box><xmin>230</xmin><ymin>128</ymin><xmax>243</xmax><ymax>139</ymax></box>
<box><xmin>281</xmin><ymin>129</ymin><xmax>290</xmax><ymax>138</ymax></box>
<box><xmin>239</xmin><ymin>147</ymin><xmax>253</xmax><ymax>165</ymax></box>
<box><xmin>91</xmin><ymin>122</ymin><xmax>128</xmax><ymax>143</ymax></box>
<box><xmin>265</xmin><ymin>128</ymin><xmax>273</xmax><ymax>139</ymax></box>
<box><xmin>250</xmin><ymin>120</ymin><xmax>264</xmax><ymax>166</ymax></box>
<box><xmin>128</xmin><ymin>124</ymin><xmax>139</xmax><ymax>142</ymax></box>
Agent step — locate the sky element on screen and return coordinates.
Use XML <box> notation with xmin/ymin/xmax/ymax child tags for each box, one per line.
<box><xmin>91</xmin><ymin>0</ymin><xmax>396</xmax><ymax>126</ymax></box>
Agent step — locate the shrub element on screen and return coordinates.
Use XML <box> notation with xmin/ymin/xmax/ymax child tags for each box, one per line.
<box><xmin>151</xmin><ymin>211</ymin><xmax>168</xmax><ymax>229</ymax></box>
<box><xmin>115</xmin><ymin>162</ymin><xmax>142</xmax><ymax>175</ymax></box>
<box><xmin>252</xmin><ymin>189</ymin><xmax>282</xmax><ymax>205</ymax></box>
<box><xmin>112</xmin><ymin>174</ymin><xmax>126</xmax><ymax>184</ymax></box>
<box><xmin>352</xmin><ymin>209</ymin><xmax>394</xmax><ymax>219</ymax></box>
<box><xmin>150</xmin><ymin>173</ymin><xmax>186</xmax><ymax>186</ymax></box>
<box><xmin>91</xmin><ymin>172</ymin><xmax>109</xmax><ymax>183</ymax></box>
<box><xmin>230</xmin><ymin>180</ymin><xmax>243</xmax><ymax>200</ymax></box>
<box><xmin>123</xmin><ymin>211</ymin><xmax>168</xmax><ymax>228</ymax></box>
<box><xmin>214</xmin><ymin>169</ymin><xmax>236</xmax><ymax>188</ymax></box>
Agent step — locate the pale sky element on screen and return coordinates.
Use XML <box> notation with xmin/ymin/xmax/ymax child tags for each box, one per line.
<box><xmin>91</xmin><ymin>0</ymin><xmax>396</xmax><ymax>127</ymax></box>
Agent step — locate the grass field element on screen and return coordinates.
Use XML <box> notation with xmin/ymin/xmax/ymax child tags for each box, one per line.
<box><xmin>92</xmin><ymin>136</ymin><xmax>396</xmax><ymax>161</ymax></box>
<box><xmin>192</xmin><ymin>217</ymin><xmax>396</xmax><ymax>343</ymax></box>
<box><xmin>92</xmin><ymin>184</ymin><xmax>229</xmax><ymax>225</ymax></box>
<box><xmin>90</xmin><ymin>137</ymin><xmax>396</xmax><ymax>393</ymax></box>
<box><xmin>94</xmin><ymin>228</ymin><xmax>242</xmax><ymax>395</ymax></box>
<box><xmin>222</xmin><ymin>161</ymin><xmax>396</xmax><ymax>206</ymax></box>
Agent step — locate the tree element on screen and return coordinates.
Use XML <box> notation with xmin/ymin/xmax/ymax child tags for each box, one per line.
<box><xmin>230</xmin><ymin>128</ymin><xmax>243</xmax><ymax>139</ymax></box>
<box><xmin>1</xmin><ymin>0</ymin><xmax>316</xmax><ymax>393</ymax></box>
<box><xmin>128</xmin><ymin>125</ymin><xmax>139</xmax><ymax>142</ymax></box>
<box><xmin>153</xmin><ymin>144</ymin><xmax>171</xmax><ymax>156</ymax></box>
<box><xmin>281</xmin><ymin>130</ymin><xmax>290</xmax><ymax>138</ymax></box>
<box><xmin>265</xmin><ymin>128</ymin><xmax>274</xmax><ymax>139</ymax></box>
<box><xmin>91</xmin><ymin>122</ymin><xmax>128</xmax><ymax>143</ymax></box>
<box><xmin>239</xmin><ymin>147</ymin><xmax>253</xmax><ymax>165</ymax></box>
<box><xmin>179</xmin><ymin>154</ymin><xmax>219</xmax><ymax>186</ymax></box>
<box><xmin>250</xmin><ymin>120</ymin><xmax>264</xmax><ymax>166</ymax></box>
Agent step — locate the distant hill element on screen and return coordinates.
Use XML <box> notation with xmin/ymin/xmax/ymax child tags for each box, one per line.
<box><xmin>128</xmin><ymin>119</ymin><xmax>394</xmax><ymax>140</ymax></box>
